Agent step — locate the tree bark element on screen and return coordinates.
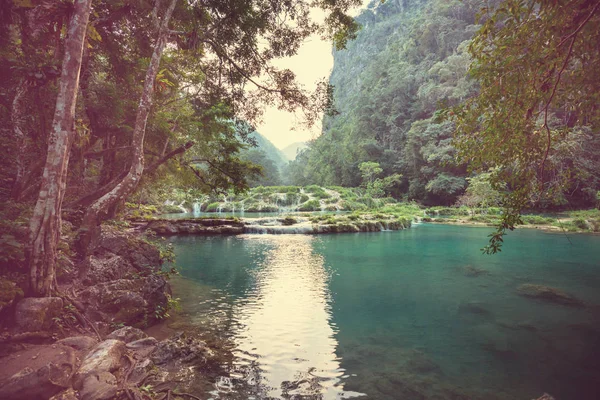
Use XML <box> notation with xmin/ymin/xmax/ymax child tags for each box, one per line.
<box><xmin>11</xmin><ymin>79</ymin><xmax>29</xmax><ymax>200</ymax></box>
<box><xmin>78</xmin><ymin>0</ymin><xmax>178</xmax><ymax>254</ymax></box>
<box><xmin>27</xmin><ymin>0</ymin><xmax>93</xmax><ymax>297</ymax></box>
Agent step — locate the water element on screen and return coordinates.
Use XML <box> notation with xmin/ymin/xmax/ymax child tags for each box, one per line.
<box><xmin>168</xmin><ymin>225</ymin><xmax>600</xmax><ymax>399</ymax></box>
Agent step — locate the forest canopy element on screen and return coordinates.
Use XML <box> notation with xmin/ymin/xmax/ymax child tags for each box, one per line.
<box><xmin>0</xmin><ymin>0</ymin><xmax>360</xmax><ymax>296</ymax></box>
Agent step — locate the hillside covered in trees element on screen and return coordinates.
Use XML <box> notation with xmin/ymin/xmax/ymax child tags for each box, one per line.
<box><xmin>287</xmin><ymin>0</ymin><xmax>600</xmax><ymax>210</ymax></box>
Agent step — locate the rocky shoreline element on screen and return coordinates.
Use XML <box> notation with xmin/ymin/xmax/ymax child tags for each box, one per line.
<box><xmin>0</xmin><ymin>225</ymin><xmax>226</xmax><ymax>400</ymax></box>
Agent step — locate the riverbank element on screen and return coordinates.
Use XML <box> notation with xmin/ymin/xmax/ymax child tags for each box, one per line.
<box><xmin>0</xmin><ymin>223</ymin><xmax>228</xmax><ymax>400</ymax></box>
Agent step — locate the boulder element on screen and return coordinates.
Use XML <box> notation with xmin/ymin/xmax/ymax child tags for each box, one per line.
<box><xmin>77</xmin><ymin>275</ymin><xmax>169</xmax><ymax>326</ymax></box>
<box><xmin>127</xmin><ymin>337</ymin><xmax>158</xmax><ymax>359</ymax></box>
<box><xmin>517</xmin><ymin>284</ymin><xmax>584</xmax><ymax>307</ymax></box>
<box><xmin>151</xmin><ymin>332</ymin><xmax>214</xmax><ymax>366</ymax></box>
<box><xmin>49</xmin><ymin>388</ymin><xmax>79</xmax><ymax>400</ymax></box>
<box><xmin>73</xmin><ymin>339</ymin><xmax>126</xmax><ymax>390</ymax></box>
<box><xmin>56</xmin><ymin>336</ymin><xmax>98</xmax><ymax>351</ymax></box>
<box><xmin>80</xmin><ymin>254</ymin><xmax>135</xmax><ymax>286</ymax></box>
<box><xmin>107</xmin><ymin>326</ymin><xmax>147</xmax><ymax>343</ymax></box>
<box><xmin>79</xmin><ymin>372</ymin><xmax>118</xmax><ymax>400</ymax></box>
<box><xmin>127</xmin><ymin>337</ymin><xmax>158</xmax><ymax>349</ymax></box>
<box><xmin>0</xmin><ymin>344</ymin><xmax>76</xmax><ymax>400</ymax></box>
<box><xmin>0</xmin><ymin>279</ymin><xmax>24</xmax><ymax>316</ymax></box>
<box><xmin>14</xmin><ymin>297</ymin><xmax>63</xmax><ymax>332</ymax></box>
<box><xmin>97</xmin><ymin>226</ymin><xmax>161</xmax><ymax>270</ymax></box>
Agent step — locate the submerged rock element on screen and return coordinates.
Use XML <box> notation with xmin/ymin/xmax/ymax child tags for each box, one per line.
<box><xmin>14</xmin><ymin>297</ymin><xmax>63</xmax><ymax>332</ymax></box>
<box><xmin>458</xmin><ymin>301</ymin><xmax>493</xmax><ymax>317</ymax></box>
<box><xmin>517</xmin><ymin>284</ymin><xmax>584</xmax><ymax>307</ymax></box>
<box><xmin>460</xmin><ymin>265</ymin><xmax>489</xmax><ymax>277</ymax></box>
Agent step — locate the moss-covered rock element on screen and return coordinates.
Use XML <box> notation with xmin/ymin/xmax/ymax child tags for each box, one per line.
<box><xmin>0</xmin><ymin>278</ymin><xmax>24</xmax><ymax>315</ymax></box>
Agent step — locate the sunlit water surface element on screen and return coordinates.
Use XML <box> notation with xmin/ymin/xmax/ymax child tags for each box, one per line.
<box><xmin>169</xmin><ymin>224</ymin><xmax>600</xmax><ymax>399</ymax></box>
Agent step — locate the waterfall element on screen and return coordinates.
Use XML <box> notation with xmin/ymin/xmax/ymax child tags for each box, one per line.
<box><xmin>193</xmin><ymin>202</ymin><xmax>201</xmax><ymax>215</ymax></box>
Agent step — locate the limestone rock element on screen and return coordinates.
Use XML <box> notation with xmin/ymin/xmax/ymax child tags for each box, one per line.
<box><xmin>79</xmin><ymin>371</ymin><xmax>118</xmax><ymax>400</ymax></box>
<box><xmin>77</xmin><ymin>275</ymin><xmax>169</xmax><ymax>326</ymax></box>
<box><xmin>56</xmin><ymin>336</ymin><xmax>98</xmax><ymax>351</ymax></box>
<box><xmin>517</xmin><ymin>284</ymin><xmax>584</xmax><ymax>307</ymax></box>
<box><xmin>74</xmin><ymin>339</ymin><xmax>126</xmax><ymax>389</ymax></box>
<box><xmin>97</xmin><ymin>226</ymin><xmax>161</xmax><ymax>270</ymax></box>
<box><xmin>0</xmin><ymin>344</ymin><xmax>76</xmax><ymax>400</ymax></box>
<box><xmin>49</xmin><ymin>388</ymin><xmax>79</xmax><ymax>400</ymax></box>
<box><xmin>107</xmin><ymin>326</ymin><xmax>147</xmax><ymax>343</ymax></box>
<box><xmin>127</xmin><ymin>337</ymin><xmax>158</xmax><ymax>349</ymax></box>
<box><xmin>81</xmin><ymin>254</ymin><xmax>135</xmax><ymax>286</ymax></box>
<box><xmin>151</xmin><ymin>332</ymin><xmax>214</xmax><ymax>366</ymax></box>
<box><xmin>14</xmin><ymin>297</ymin><xmax>63</xmax><ymax>332</ymax></box>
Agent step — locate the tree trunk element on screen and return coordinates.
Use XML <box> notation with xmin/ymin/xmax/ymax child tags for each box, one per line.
<box><xmin>27</xmin><ymin>0</ymin><xmax>93</xmax><ymax>297</ymax></box>
<box><xmin>11</xmin><ymin>79</ymin><xmax>29</xmax><ymax>200</ymax></box>
<box><xmin>78</xmin><ymin>0</ymin><xmax>178</xmax><ymax>254</ymax></box>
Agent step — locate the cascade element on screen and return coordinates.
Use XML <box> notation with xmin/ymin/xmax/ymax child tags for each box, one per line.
<box><xmin>193</xmin><ymin>202</ymin><xmax>201</xmax><ymax>215</ymax></box>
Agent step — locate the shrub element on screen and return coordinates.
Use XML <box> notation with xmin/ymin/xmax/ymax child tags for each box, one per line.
<box><xmin>281</xmin><ymin>217</ymin><xmax>298</xmax><ymax>226</ymax></box>
<box><xmin>205</xmin><ymin>202</ymin><xmax>221</xmax><ymax>212</ymax></box>
<box><xmin>298</xmin><ymin>200</ymin><xmax>321</xmax><ymax>211</ymax></box>
<box><xmin>573</xmin><ymin>218</ymin><xmax>589</xmax><ymax>230</ymax></box>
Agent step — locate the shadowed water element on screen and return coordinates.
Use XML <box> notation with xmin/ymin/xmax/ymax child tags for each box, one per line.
<box><xmin>169</xmin><ymin>224</ymin><xmax>600</xmax><ymax>399</ymax></box>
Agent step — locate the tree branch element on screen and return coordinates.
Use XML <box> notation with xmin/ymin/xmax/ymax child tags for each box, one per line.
<box><xmin>145</xmin><ymin>141</ymin><xmax>194</xmax><ymax>174</ymax></box>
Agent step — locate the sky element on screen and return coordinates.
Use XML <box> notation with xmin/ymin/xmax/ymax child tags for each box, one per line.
<box><xmin>256</xmin><ymin>4</ymin><xmax>367</xmax><ymax>151</ymax></box>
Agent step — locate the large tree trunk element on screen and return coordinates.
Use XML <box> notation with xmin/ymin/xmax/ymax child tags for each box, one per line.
<box><xmin>11</xmin><ymin>79</ymin><xmax>29</xmax><ymax>200</ymax></box>
<box><xmin>27</xmin><ymin>0</ymin><xmax>93</xmax><ymax>297</ymax></box>
<box><xmin>78</xmin><ymin>0</ymin><xmax>178</xmax><ymax>254</ymax></box>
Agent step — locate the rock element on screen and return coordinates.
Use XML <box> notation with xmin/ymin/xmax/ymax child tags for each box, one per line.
<box><xmin>74</xmin><ymin>339</ymin><xmax>126</xmax><ymax>390</ymax></box>
<box><xmin>460</xmin><ymin>265</ymin><xmax>489</xmax><ymax>277</ymax></box>
<box><xmin>49</xmin><ymin>388</ymin><xmax>79</xmax><ymax>400</ymax></box>
<box><xmin>458</xmin><ymin>301</ymin><xmax>493</xmax><ymax>317</ymax></box>
<box><xmin>532</xmin><ymin>394</ymin><xmax>555</xmax><ymax>400</ymax></box>
<box><xmin>80</xmin><ymin>254</ymin><xmax>136</xmax><ymax>286</ymax></box>
<box><xmin>127</xmin><ymin>337</ymin><xmax>158</xmax><ymax>349</ymax></box>
<box><xmin>14</xmin><ymin>297</ymin><xmax>63</xmax><ymax>332</ymax></box>
<box><xmin>107</xmin><ymin>326</ymin><xmax>147</xmax><ymax>343</ymax></box>
<box><xmin>0</xmin><ymin>279</ymin><xmax>24</xmax><ymax>316</ymax></box>
<box><xmin>77</xmin><ymin>275</ymin><xmax>169</xmax><ymax>326</ymax></box>
<box><xmin>403</xmin><ymin>349</ymin><xmax>442</xmax><ymax>375</ymax></box>
<box><xmin>151</xmin><ymin>332</ymin><xmax>214</xmax><ymax>366</ymax></box>
<box><xmin>79</xmin><ymin>372</ymin><xmax>118</xmax><ymax>400</ymax></box>
<box><xmin>517</xmin><ymin>284</ymin><xmax>584</xmax><ymax>307</ymax></box>
<box><xmin>0</xmin><ymin>344</ymin><xmax>76</xmax><ymax>400</ymax></box>
<box><xmin>96</xmin><ymin>225</ymin><xmax>161</xmax><ymax>270</ymax></box>
<box><xmin>56</xmin><ymin>336</ymin><xmax>98</xmax><ymax>351</ymax></box>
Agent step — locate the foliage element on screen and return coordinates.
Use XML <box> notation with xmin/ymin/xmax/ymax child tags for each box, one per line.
<box><xmin>451</xmin><ymin>0</ymin><xmax>600</xmax><ymax>252</ymax></box>
<box><xmin>286</xmin><ymin>0</ymin><xmax>481</xmax><ymax>204</ymax></box>
<box><xmin>456</xmin><ymin>172</ymin><xmax>502</xmax><ymax>214</ymax></box>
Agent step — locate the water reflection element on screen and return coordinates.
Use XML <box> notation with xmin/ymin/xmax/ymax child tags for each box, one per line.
<box><xmin>226</xmin><ymin>235</ymin><xmax>361</xmax><ymax>399</ymax></box>
<box><xmin>173</xmin><ymin>235</ymin><xmax>362</xmax><ymax>399</ymax></box>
